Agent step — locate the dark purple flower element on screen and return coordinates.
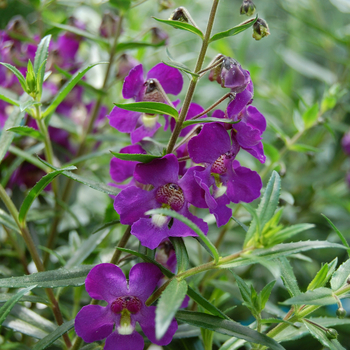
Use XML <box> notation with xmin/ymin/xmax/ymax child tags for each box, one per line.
<box><xmin>187</xmin><ymin>123</ymin><xmax>262</xmax><ymax>225</ymax></box>
<box><xmin>114</xmin><ymin>154</ymin><xmax>208</xmax><ymax>249</ymax></box>
<box><xmin>75</xmin><ymin>263</ymin><xmax>177</xmax><ymax>350</ymax></box>
<box><xmin>342</xmin><ymin>132</ymin><xmax>350</xmax><ymax>156</ymax></box>
<box><xmin>109</xmin><ymin>63</ymin><xmax>183</xmax><ymax>143</ymax></box>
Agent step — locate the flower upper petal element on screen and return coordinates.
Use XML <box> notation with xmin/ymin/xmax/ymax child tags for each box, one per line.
<box><xmin>122</xmin><ymin>64</ymin><xmax>144</xmax><ymax>100</ymax></box>
<box><xmin>85</xmin><ymin>263</ymin><xmax>128</xmax><ymax>302</ymax></box>
<box><xmin>75</xmin><ymin>304</ymin><xmax>114</xmax><ymax>342</ymax></box>
<box><xmin>147</xmin><ymin>63</ymin><xmax>183</xmax><ymax>96</ymax></box>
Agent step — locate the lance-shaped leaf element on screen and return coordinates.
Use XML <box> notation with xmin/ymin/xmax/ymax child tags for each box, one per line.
<box><xmin>146</xmin><ymin>208</ymin><xmax>219</xmax><ymax>263</ymax></box>
<box><xmin>210</xmin><ymin>16</ymin><xmax>258</xmax><ymax>42</ymax></box>
<box><xmin>153</xmin><ymin>17</ymin><xmax>204</xmax><ymax>39</ymax></box>
<box><xmin>282</xmin><ymin>287</ymin><xmax>337</xmax><ymax>306</ymax></box>
<box><xmin>110</xmin><ymin>151</ymin><xmax>161</xmax><ymax>163</ymax></box>
<box><xmin>0</xmin><ymin>86</ymin><xmax>20</xmax><ymax>106</ymax></box>
<box><xmin>0</xmin><ymin>63</ymin><xmax>27</xmax><ymax>92</ymax></box>
<box><xmin>114</xmin><ymin>101</ymin><xmax>179</xmax><ymax>120</ymax></box>
<box><xmin>42</xmin><ymin>62</ymin><xmax>106</xmax><ymax>118</ymax></box>
<box><xmin>18</xmin><ymin>165</ymin><xmax>77</xmax><ymax>224</ymax></box>
<box><xmin>170</xmin><ymin>237</ymin><xmax>189</xmax><ymax>274</ymax></box>
<box><xmin>0</xmin><ymin>209</ymin><xmax>20</xmax><ymax>234</ymax></box>
<box><xmin>182</xmin><ymin>117</ymin><xmax>240</xmax><ymax>127</ymax></box>
<box><xmin>0</xmin><ymin>285</ymin><xmax>37</xmax><ymax>329</ymax></box>
<box><xmin>163</xmin><ymin>61</ymin><xmax>199</xmax><ymax>78</ymax></box>
<box><xmin>156</xmin><ymin>279</ymin><xmax>188</xmax><ymax>339</ymax></box>
<box><xmin>116</xmin><ymin>41</ymin><xmax>166</xmax><ymax>52</ymax></box>
<box><xmin>32</xmin><ymin>319</ymin><xmax>75</xmax><ymax>350</ymax></box>
<box><xmin>307</xmin><ymin>258</ymin><xmax>338</xmax><ymax>291</ymax></box>
<box><xmin>302</xmin><ymin>103</ymin><xmax>319</xmax><ymax>129</ymax></box>
<box><xmin>33</xmin><ymin>35</ymin><xmax>51</xmax><ymax>75</ymax></box>
<box><xmin>278</xmin><ymin>257</ymin><xmax>301</xmax><ymax>297</ymax></box>
<box><xmin>176</xmin><ymin>311</ymin><xmax>285</xmax><ymax>350</ymax></box>
<box><xmin>7</xmin><ymin>126</ymin><xmax>44</xmax><ymax>142</ymax></box>
<box><xmin>0</xmin><ymin>265</ymin><xmax>94</xmax><ymax>288</ymax></box>
<box><xmin>331</xmin><ymin>259</ymin><xmax>350</xmax><ymax>291</ymax></box>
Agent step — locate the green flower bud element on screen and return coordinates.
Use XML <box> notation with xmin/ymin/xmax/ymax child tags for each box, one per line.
<box><xmin>159</xmin><ymin>0</ymin><xmax>173</xmax><ymax>11</ymax></box>
<box><xmin>252</xmin><ymin>18</ymin><xmax>270</xmax><ymax>41</ymax></box>
<box><xmin>25</xmin><ymin>60</ymin><xmax>37</xmax><ymax>97</ymax></box>
<box><xmin>326</xmin><ymin>328</ymin><xmax>338</xmax><ymax>339</ymax></box>
<box><xmin>336</xmin><ymin>307</ymin><xmax>346</xmax><ymax>319</ymax></box>
<box><xmin>240</xmin><ymin>0</ymin><xmax>256</xmax><ymax>16</ymax></box>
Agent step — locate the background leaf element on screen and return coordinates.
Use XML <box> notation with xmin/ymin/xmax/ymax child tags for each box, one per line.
<box><xmin>110</xmin><ymin>151</ymin><xmax>161</xmax><ymax>163</ymax></box>
<box><xmin>153</xmin><ymin>17</ymin><xmax>204</xmax><ymax>39</ymax></box>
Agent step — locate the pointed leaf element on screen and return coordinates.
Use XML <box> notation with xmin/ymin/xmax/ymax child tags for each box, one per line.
<box><xmin>176</xmin><ymin>311</ymin><xmax>285</xmax><ymax>350</ymax></box>
<box><xmin>260</xmin><ymin>280</ymin><xmax>276</xmax><ymax>310</ymax></box>
<box><xmin>156</xmin><ymin>279</ymin><xmax>188</xmax><ymax>339</ymax></box>
<box><xmin>163</xmin><ymin>60</ymin><xmax>199</xmax><ymax>78</ymax></box>
<box><xmin>282</xmin><ymin>287</ymin><xmax>336</xmax><ymax>306</ymax></box>
<box><xmin>114</xmin><ymin>101</ymin><xmax>179</xmax><ymax>120</ymax></box>
<box><xmin>182</xmin><ymin>117</ymin><xmax>240</xmax><ymax>127</ymax></box>
<box><xmin>302</xmin><ymin>103</ymin><xmax>319</xmax><ymax>129</ymax></box>
<box><xmin>170</xmin><ymin>237</ymin><xmax>189</xmax><ymax>274</ymax></box>
<box><xmin>0</xmin><ymin>63</ymin><xmax>27</xmax><ymax>92</ymax></box>
<box><xmin>110</xmin><ymin>151</ymin><xmax>161</xmax><ymax>163</ymax></box>
<box><xmin>278</xmin><ymin>257</ymin><xmax>301</xmax><ymax>297</ymax></box>
<box><xmin>0</xmin><ymin>209</ymin><xmax>20</xmax><ymax>234</ymax></box>
<box><xmin>289</xmin><ymin>143</ymin><xmax>321</xmax><ymax>153</ymax></box>
<box><xmin>307</xmin><ymin>264</ymin><xmax>329</xmax><ymax>291</ymax></box>
<box><xmin>34</xmin><ymin>35</ymin><xmax>51</xmax><ymax>75</ymax></box>
<box><xmin>0</xmin><ymin>86</ymin><xmax>20</xmax><ymax>106</ymax></box>
<box><xmin>267</xmin><ymin>223</ymin><xmax>314</xmax><ymax>246</ymax></box>
<box><xmin>210</xmin><ymin>16</ymin><xmax>258</xmax><ymax>42</ymax></box>
<box><xmin>153</xmin><ymin>17</ymin><xmax>204</xmax><ymax>39</ymax></box>
<box><xmin>116</xmin><ymin>41</ymin><xmax>166</xmax><ymax>52</ymax></box>
<box><xmin>19</xmin><ymin>99</ymin><xmax>40</xmax><ymax>112</ymax></box>
<box><xmin>0</xmin><ymin>286</ymin><xmax>37</xmax><ymax>329</ymax></box>
<box><xmin>42</xmin><ymin>62</ymin><xmax>106</xmax><ymax>118</ymax></box>
<box><xmin>331</xmin><ymin>259</ymin><xmax>350</xmax><ymax>291</ymax></box>
<box><xmin>7</xmin><ymin>126</ymin><xmax>44</xmax><ymax>142</ymax></box>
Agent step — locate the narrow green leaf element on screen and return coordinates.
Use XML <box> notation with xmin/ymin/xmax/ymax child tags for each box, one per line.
<box><xmin>0</xmin><ymin>265</ymin><xmax>94</xmax><ymax>288</ymax></box>
<box><xmin>302</xmin><ymin>103</ymin><xmax>319</xmax><ymax>129</ymax></box>
<box><xmin>303</xmin><ymin>320</ymin><xmax>346</xmax><ymax>350</ymax></box>
<box><xmin>114</xmin><ymin>101</ymin><xmax>179</xmax><ymax>119</ymax></box>
<box><xmin>289</xmin><ymin>143</ymin><xmax>321</xmax><ymax>153</ymax></box>
<box><xmin>0</xmin><ymin>286</ymin><xmax>36</xmax><ymax>329</ymax></box>
<box><xmin>146</xmin><ymin>208</ymin><xmax>220</xmax><ymax>263</ymax></box>
<box><xmin>0</xmin><ymin>108</ymin><xmax>25</xmax><ymax>164</ymax></box>
<box><xmin>230</xmin><ymin>271</ymin><xmax>252</xmax><ymax>307</ymax></box>
<box><xmin>282</xmin><ymin>287</ymin><xmax>336</xmax><ymax>306</ymax></box>
<box><xmin>42</xmin><ymin>62</ymin><xmax>106</xmax><ymax>118</ymax></box>
<box><xmin>321</xmin><ymin>214</ymin><xmax>350</xmax><ymax>258</ymax></box>
<box><xmin>19</xmin><ymin>99</ymin><xmax>39</xmax><ymax>113</ymax></box>
<box><xmin>18</xmin><ymin>165</ymin><xmax>77</xmax><ymax>224</ymax></box>
<box><xmin>170</xmin><ymin>237</ymin><xmax>189</xmax><ymax>274</ymax></box>
<box><xmin>176</xmin><ymin>311</ymin><xmax>285</xmax><ymax>350</ymax></box>
<box><xmin>8</xmin><ymin>145</ymin><xmax>47</xmax><ymax>172</ymax></box>
<box><xmin>244</xmin><ymin>171</ymin><xmax>281</xmax><ymax>247</ymax></box>
<box><xmin>330</xmin><ymin>259</ymin><xmax>350</xmax><ymax>291</ymax></box>
<box><xmin>0</xmin><ymin>63</ymin><xmax>27</xmax><ymax>92</ymax></box>
<box><xmin>116</xmin><ymin>41</ymin><xmax>166</xmax><ymax>52</ymax></box>
<box><xmin>209</xmin><ymin>16</ymin><xmax>258</xmax><ymax>42</ymax></box>
<box><xmin>0</xmin><ymin>293</ymin><xmax>48</xmax><ymax>305</ymax></box>
<box><xmin>307</xmin><ymin>263</ymin><xmax>329</xmax><ymax>291</ymax></box>
<box><xmin>182</xmin><ymin>117</ymin><xmax>240</xmax><ymax>127</ymax></box>
<box><xmin>110</xmin><ymin>151</ymin><xmax>161</xmax><ymax>163</ymax></box>
<box><xmin>0</xmin><ymin>208</ymin><xmax>20</xmax><ymax>234</ymax></box>
<box><xmin>153</xmin><ymin>17</ymin><xmax>204</xmax><ymax>39</ymax></box>
<box><xmin>7</xmin><ymin>126</ymin><xmax>44</xmax><ymax>142</ymax></box>
<box><xmin>0</xmin><ymin>86</ymin><xmax>20</xmax><ymax>106</ymax></box>
<box><xmin>187</xmin><ymin>287</ymin><xmax>229</xmax><ymax>320</ymax></box>
<box><xmin>278</xmin><ymin>257</ymin><xmax>301</xmax><ymax>297</ymax></box>
<box><xmin>33</xmin><ymin>35</ymin><xmax>51</xmax><ymax>75</ymax></box>
<box><xmin>156</xmin><ymin>279</ymin><xmax>188</xmax><ymax>339</ymax></box>
<box><xmin>109</xmin><ymin>0</ymin><xmax>131</xmax><ymax>11</ymax></box>
<box><xmin>260</xmin><ymin>280</ymin><xmax>276</xmax><ymax>310</ymax></box>
<box><xmin>162</xmin><ymin>61</ymin><xmax>199</xmax><ymax>78</ymax></box>
<box><xmin>92</xmin><ymin>220</ymin><xmax>120</xmax><ymax>234</ymax></box>
<box><xmin>266</xmin><ymin>223</ymin><xmax>314</xmax><ymax>246</ymax></box>
<box><xmin>32</xmin><ymin>319</ymin><xmax>74</xmax><ymax>350</ymax></box>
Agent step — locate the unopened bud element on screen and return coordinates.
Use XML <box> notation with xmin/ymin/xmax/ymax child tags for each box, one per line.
<box><xmin>169</xmin><ymin>7</ymin><xmax>189</xmax><ymax>22</ymax></box>
<box><xmin>240</xmin><ymin>0</ymin><xmax>256</xmax><ymax>16</ymax></box>
<box><xmin>252</xmin><ymin>18</ymin><xmax>270</xmax><ymax>41</ymax></box>
<box><xmin>99</xmin><ymin>11</ymin><xmax>120</xmax><ymax>38</ymax></box>
<box><xmin>159</xmin><ymin>0</ymin><xmax>173</xmax><ymax>11</ymax></box>
<box><xmin>25</xmin><ymin>60</ymin><xmax>37</xmax><ymax>96</ymax></box>
<box><xmin>151</xmin><ymin>27</ymin><xmax>169</xmax><ymax>45</ymax></box>
<box><xmin>116</xmin><ymin>54</ymin><xmax>139</xmax><ymax>80</ymax></box>
<box><xmin>6</xmin><ymin>15</ymin><xmax>29</xmax><ymax>37</ymax></box>
<box><xmin>326</xmin><ymin>328</ymin><xmax>338</xmax><ymax>339</ymax></box>
<box><xmin>336</xmin><ymin>307</ymin><xmax>346</xmax><ymax>319</ymax></box>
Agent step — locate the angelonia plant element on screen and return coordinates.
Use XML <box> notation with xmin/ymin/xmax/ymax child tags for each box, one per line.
<box><xmin>0</xmin><ymin>1</ymin><xmax>350</xmax><ymax>350</ymax></box>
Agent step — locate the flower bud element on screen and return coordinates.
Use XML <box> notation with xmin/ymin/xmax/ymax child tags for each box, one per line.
<box><xmin>336</xmin><ymin>307</ymin><xmax>346</xmax><ymax>319</ymax></box>
<box><xmin>326</xmin><ymin>328</ymin><xmax>338</xmax><ymax>339</ymax></box>
<box><xmin>99</xmin><ymin>11</ymin><xmax>120</xmax><ymax>38</ymax></box>
<box><xmin>169</xmin><ymin>7</ymin><xmax>188</xmax><ymax>22</ymax></box>
<box><xmin>240</xmin><ymin>0</ymin><xmax>256</xmax><ymax>16</ymax></box>
<box><xmin>159</xmin><ymin>0</ymin><xmax>173</xmax><ymax>11</ymax></box>
<box><xmin>25</xmin><ymin>60</ymin><xmax>37</xmax><ymax>97</ymax></box>
<box><xmin>252</xmin><ymin>18</ymin><xmax>270</xmax><ymax>41</ymax></box>
<box><xmin>6</xmin><ymin>15</ymin><xmax>29</xmax><ymax>37</ymax></box>
<box><xmin>116</xmin><ymin>54</ymin><xmax>139</xmax><ymax>80</ymax></box>
<box><xmin>151</xmin><ymin>27</ymin><xmax>169</xmax><ymax>45</ymax></box>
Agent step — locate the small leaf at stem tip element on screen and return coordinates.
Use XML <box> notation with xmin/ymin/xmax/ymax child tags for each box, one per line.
<box><xmin>7</xmin><ymin>126</ymin><xmax>44</xmax><ymax>142</ymax></box>
<box><xmin>209</xmin><ymin>15</ymin><xmax>258</xmax><ymax>43</ymax></box>
<box><xmin>153</xmin><ymin>17</ymin><xmax>204</xmax><ymax>39</ymax></box>
<box><xmin>110</xmin><ymin>151</ymin><xmax>161</xmax><ymax>163</ymax></box>
<box><xmin>182</xmin><ymin>117</ymin><xmax>240</xmax><ymax>128</ymax></box>
<box><xmin>33</xmin><ymin>35</ymin><xmax>51</xmax><ymax>76</ymax></box>
<box><xmin>114</xmin><ymin>101</ymin><xmax>179</xmax><ymax>119</ymax></box>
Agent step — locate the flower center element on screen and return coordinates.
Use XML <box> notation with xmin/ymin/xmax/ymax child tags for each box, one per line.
<box><xmin>156</xmin><ymin>183</ymin><xmax>185</xmax><ymax>211</ymax></box>
<box><xmin>211</xmin><ymin>155</ymin><xmax>227</xmax><ymax>175</ymax></box>
<box><xmin>111</xmin><ymin>296</ymin><xmax>142</xmax><ymax>314</ymax></box>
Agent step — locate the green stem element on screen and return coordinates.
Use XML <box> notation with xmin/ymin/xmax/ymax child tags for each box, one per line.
<box><xmin>166</xmin><ymin>0</ymin><xmax>220</xmax><ymax>153</ymax></box>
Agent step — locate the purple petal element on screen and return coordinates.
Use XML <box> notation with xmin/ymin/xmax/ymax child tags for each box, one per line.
<box><xmin>188</xmin><ymin>123</ymin><xmax>231</xmax><ymax>164</ymax></box>
<box><xmin>209</xmin><ymin>194</ymin><xmax>232</xmax><ymax>227</ymax></box>
<box><xmin>114</xmin><ymin>187</ymin><xmax>158</xmax><ymax>225</ymax></box>
<box><xmin>128</xmin><ymin>263</ymin><xmax>163</xmax><ymax>302</ymax></box>
<box><xmin>244</xmin><ymin>106</ymin><xmax>266</xmax><ymax>134</ymax></box>
<box><xmin>233</xmin><ymin>120</ymin><xmax>262</xmax><ymax>148</ymax></box>
<box><xmin>75</xmin><ymin>305</ymin><xmax>114</xmax><ymax>342</ymax></box>
<box><xmin>131</xmin><ymin>217</ymin><xmax>172</xmax><ymax>249</ymax></box>
<box><xmin>178</xmin><ymin>103</ymin><xmax>207</xmax><ymax>137</ymax></box>
<box><xmin>139</xmin><ymin>306</ymin><xmax>178</xmax><ymax>345</ymax></box>
<box><xmin>226</xmin><ymin>81</ymin><xmax>254</xmax><ymax>118</ymax></box>
<box><xmin>181</xmin><ymin>295</ymin><xmax>190</xmax><ymax>308</ymax></box>
<box><xmin>243</xmin><ymin>141</ymin><xmax>266</xmax><ymax>164</ymax></box>
<box><xmin>134</xmin><ymin>154</ymin><xmax>179</xmax><ymax>187</ymax></box>
<box><xmin>147</xmin><ymin>63</ymin><xmax>183</xmax><ymax>95</ymax></box>
<box><xmin>226</xmin><ymin>161</ymin><xmax>262</xmax><ymax>203</ymax></box>
<box><xmin>105</xmin><ymin>331</ymin><xmax>144</xmax><ymax>350</ymax></box>
<box><xmin>122</xmin><ymin>64</ymin><xmax>144</xmax><ymax>100</ymax></box>
<box><xmin>85</xmin><ymin>263</ymin><xmax>127</xmax><ymax>302</ymax></box>
<box><xmin>130</xmin><ymin>121</ymin><xmax>161</xmax><ymax>144</ymax></box>
<box><xmin>108</xmin><ymin>106</ymin><xmax>140</xmax><ymax>133</ymax></box>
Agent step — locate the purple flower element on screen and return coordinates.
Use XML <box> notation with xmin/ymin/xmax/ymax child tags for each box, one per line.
<box><xmin>342</xmin><ymin>132</ymin><xmax>350</xmax><ymax>156</ymax></box>
<box><xmin>114</xmin><ymin>154</ymin><xmax>208</xmax><ymax>249</ymax></box>
<box><xmin>188</xmin><ymin>123</ymin><xmax>262</xmax><ymax>225</ymax></box>
<box><xmin>108</xmin><ymin>63</ymin><xmax>183</xmax><ymax>144</ymax></box>
<box><xmin>75</xmin><ymin>263</ymin><xmax>177</xmax><ymax>350</ymax></box>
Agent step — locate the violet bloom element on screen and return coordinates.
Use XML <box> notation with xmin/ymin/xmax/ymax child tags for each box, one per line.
<box><xmin>75</xmin><ymin>263</ymin><xmax>177</xmax><ymax>350</ymax></box>
<box><xmin>108</xmin><ymin>63</ymin><xmax>183</xmax><ymax>144</ymax></box>
<box><xmin>342</xmin><ymin>132</ymin><xmax>350</xmax><ymax>156</ymax></box>
<box><xmin>114</xmin><ymin>154</ymin><xmax>208</xmax><ymax>249</ymax></box>
<box><xmin>188</xmin><ymin>123</ymin><xmax>262</xmax><ymax>225</ymax></box>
